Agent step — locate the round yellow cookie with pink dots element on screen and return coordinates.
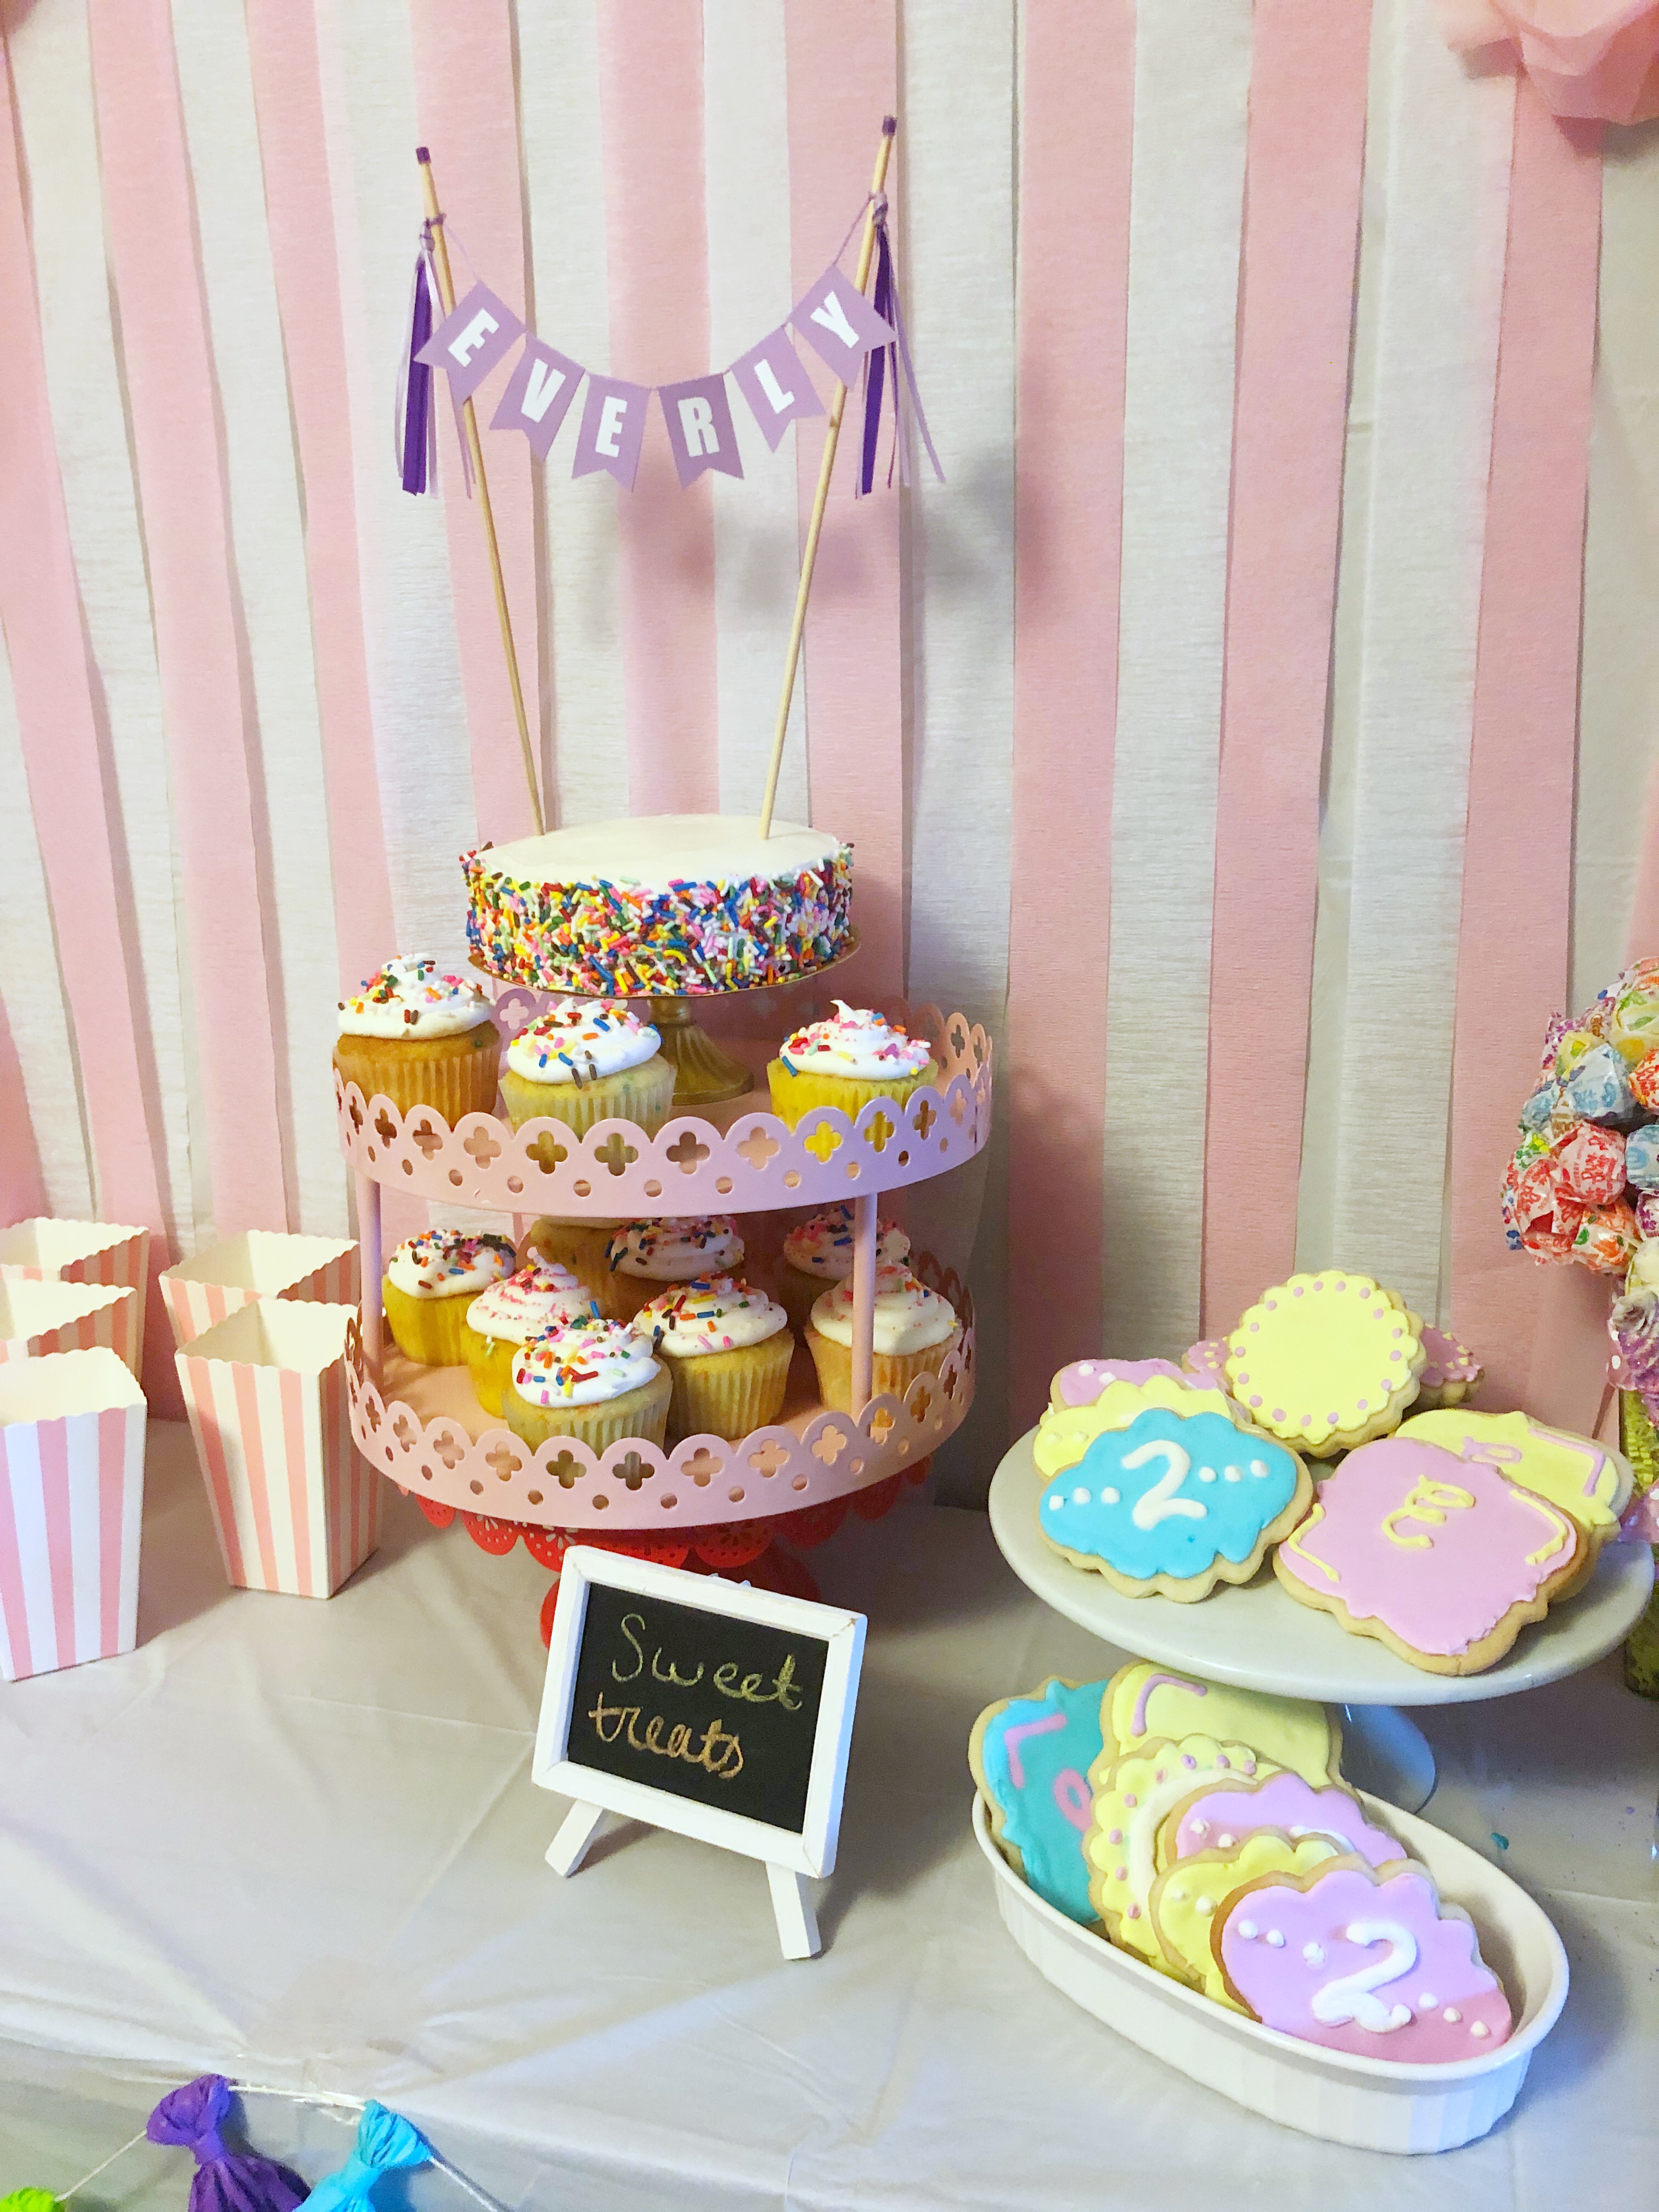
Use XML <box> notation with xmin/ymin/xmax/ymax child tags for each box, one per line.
<box><xmin>1224</xmin><ymin>1273</ymin><xmax>1426</xmax><ymax>1458</ymax></box>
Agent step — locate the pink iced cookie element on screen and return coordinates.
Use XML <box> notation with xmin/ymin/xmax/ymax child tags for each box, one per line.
<box><xmin>1274</xmin><ymin>1435</ymin><xmax>1579</xmax><ymax>1671</ymax></box>
<box><xmin>1415</xmin><ymin>1324</ymin><xmax>1483</xmax><ymax>1408</ymax></box>
<box><xmin>1170</xmin><ymin>1771</ymin><xmax>1402</xmax><ymax>1871</ymax></box>
<box><xmin>1050</xmin><ymin>1356</ymin><xmax>1191</xmax><ymax>1408</ymax></box>
<box><xmin>1182</xmin><ymin>1339</ymin><xmax>1232</xmax><ymax>1393</ymax></box>
<box><xmin>1218</xmin><ymin>1860</ymin><xmax>1513</xmax><ymax>2061</ymax></box>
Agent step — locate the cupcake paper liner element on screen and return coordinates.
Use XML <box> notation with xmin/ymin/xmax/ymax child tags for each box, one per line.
<box><xmin>334</xmin><ymin>1026</ymin><xmax>500</xmax><ymax>1124</ymax></box>
<box><xmin>805</xmin><ymin>1323</ymin><xmax>962</xmax><ymax>1415</ymax></box>
<box><xmin>662</xmin><ymin>1328</ymin><xmax>794</xmax><ymax>1443</ymax></box>
<box><xmin>766</xmin><ymin>1057</ymin><xmax>938</xmax><ymax>1131</ymax></box>
<box><xmin>500</xmin><ymin>1054</ymin><xmax>675</xmax><ymax>1136</ymax></box>
<box><xmin>464</xmin><ymin>1328</ymin><xmax>520</xmax><ymax>1417</ymax></box>
<box><xmin>383</xmin><ymin>1279</ymin><xmax>476</xmax><ymax>1367</ymax></box>
<box><xmin>501</xmin><ymin>1365</ymin><xmax>672</xmax><ymax>1452</ymax></box>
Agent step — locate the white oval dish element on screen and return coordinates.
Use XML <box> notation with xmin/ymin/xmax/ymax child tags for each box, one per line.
<box><xmin>972</xmin><ymin>1791</ymin><xmax>1568</xmax><ymax>2154</ymax></box>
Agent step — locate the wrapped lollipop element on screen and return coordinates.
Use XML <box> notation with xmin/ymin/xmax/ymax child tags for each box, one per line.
<box><xmin>1554</xmin><ymin>1121</ymin><xmax>1627</xmax><ymax>1206</ymax></box>
<box><xmin>1571</xmin><ymin>1198</ymin><xmax>1640</xmax><ymax>1275</ymax></box>
<box><xmin>1632</xmin><ymin>1049</ymin><xmax>1659</xmax><ymax>1112</ymax></box>
<box><xmin>1562</xmin><ymin>1040</ymin><xmax>1639</xmax><ymax>1125</ymax></box>
<box><xmin>1608</xmin><ymin>958</ymin><xmax>1659</xmax><ymax>1063</ymax></box>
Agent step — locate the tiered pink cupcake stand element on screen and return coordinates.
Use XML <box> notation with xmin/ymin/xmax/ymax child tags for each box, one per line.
<box><xmin>336</xmin><ymin>999</ymin><xmax>991</xmax><ymax>1637</ymax></box>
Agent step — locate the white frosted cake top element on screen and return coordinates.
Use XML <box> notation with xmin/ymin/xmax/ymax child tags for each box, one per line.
<box><xmin>478</xmin><ymin>815</ymin><xmax>843</xmax><ymax>892</ymax></box>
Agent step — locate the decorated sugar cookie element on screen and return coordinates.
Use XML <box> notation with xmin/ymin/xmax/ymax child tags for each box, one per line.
<box><xmin>1397</xmin><ymin>1407</ymin><xmax>1632</xmax><ymax>1596</ymax></box>
<box><xmin>1224</xmin><ymin>1273</ymin><xmax>1426</xmax><ymax>1457</ymax></box>
<box><xmin>1151</xmin><ymin>1829</ymin><xmax>1342</xmax><ymax>2004</ymax></box>
<box><xmin>1181</xmin><ymin>1339</ymin><xmax>1234</xmax><ymax>1394</ymax></box>
<box><xmin>1084</xmin><ymin>1734</ymin><xmax>1276</xmax><ymax>1967</ymax></box>
<box><xmin>1409</xmin><ymin>1323</ymin><xmax>1483</xmax><ymax>1410</ymax></box>
<box><xmin>969</xmin><ymin>1678</ymin><xmax>1108</xmax><ymax>1926</ymax></box>
<box><xmin>1215</xmin><ymin>1858</ymin><xmax>1514</xmax><ymax>2060</ymax></box>
<box><xmin>1035</xmin><ymin>1379</ymin><xmax>1312</xmax><ymax>1600</ymax></box>
<box><xmin>1161</xmin><ymin>1769</ymin><xmax>1402</xmax><ymax>1872</ymax></box>
<box><xmin>1105</xmin><ymin>1663</ymin><xmax>1341</xmax><ymax>1786</ymax></box>
<box><xmin>1273</xmin><ymin>1435</ymin><xmax>1582</xmax><ymax>1674</ymax></box>
<box><xmin>1049</xmin><ymin>1357</ymin><xmax>1191</xmax><ymax>1409</ymax></box>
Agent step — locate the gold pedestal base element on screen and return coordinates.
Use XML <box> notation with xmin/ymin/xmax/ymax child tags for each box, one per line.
<box><xmin>650</xmin><ymin>998</ymin><xmax>753</xmax><ymax>1105</ymax></box>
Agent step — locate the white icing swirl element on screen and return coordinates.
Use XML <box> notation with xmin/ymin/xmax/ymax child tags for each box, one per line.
<box><xmin>386</xmin><ymin>1231</ymin><xmax>516</xmax><ymax>1300</ymax></box>
<box><xmin>466</xmin><ymin>1263</ymin><xmax>597</xmax><ymax>1345</ymax></box>
<box><xmin>339</xmin><ymin>957</ymin><xmax>493</xmax><ymax>1039</ymax></box>
<box><xmin>633</xmin><ymin>1276</ymin><xmax>788</xmax><ymax>1357</ymax></box>
<box><xmin>779</xmin><ymin>1000</ymin><xmax>932</xmax><ymax>1080</ymax></box>
<box><xmin>809</xmin><ymin>1262</ymin><xmax>958</xmax><ymax>1354</ymax></box>
<box><xmin>505</xmin><ymin>999</ymin><xmax>661</xmax><ymax>1086</ymax></box>
<box><xmin>512</xmin><ymin>1317</ymin><xmax>661</xmax><ymax>1407</ymax></box>
<box><xmin>606</xmin><ymin>1216</ymin><xmax>744</xmax><ymax>1283</ymax></box>
<box><xmin>781</xmin><ymin>1203</ymin><xmax>910</xmax><ymax>1281</ymax></box>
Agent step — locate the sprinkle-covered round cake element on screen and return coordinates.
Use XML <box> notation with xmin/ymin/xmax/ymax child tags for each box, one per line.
<box><xmin>462</xmin><ymin>814</ymin><xmax>853</xmax><ymax>996</ymax></box>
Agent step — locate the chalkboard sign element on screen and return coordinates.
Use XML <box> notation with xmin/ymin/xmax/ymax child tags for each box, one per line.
<box><xmin>567</xmin><ymin>1579</ymin><xmax>830</xmax><ymax>1831</ymax></box>
<box><xmin>533</xmin><ymin>1547</ymin><xmax>866</xmax><ymax>1958</ymax></box>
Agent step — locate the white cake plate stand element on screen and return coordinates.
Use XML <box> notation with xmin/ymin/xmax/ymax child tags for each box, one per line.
<box><xmin>989</xmin><ymin>1427</ymin><xmax>1655</xmax><ymax>1812</ymax></box>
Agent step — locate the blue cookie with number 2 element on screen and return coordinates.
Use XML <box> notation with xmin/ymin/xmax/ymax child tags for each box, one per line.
<box><xmin>1039</xmin><ymin>1406</ymin><xmax>1307</xmax><ymax>1595</ymax></box>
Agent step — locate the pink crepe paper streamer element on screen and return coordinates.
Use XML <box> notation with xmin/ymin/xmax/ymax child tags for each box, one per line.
<box><xmin>1437</xmin><ymin>1</ymin><xmax>1659</xmax><ymax>122</ymax></box>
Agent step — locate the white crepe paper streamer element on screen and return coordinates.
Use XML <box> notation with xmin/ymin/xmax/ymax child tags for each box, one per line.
<box><xmin>314</xmin><ymin>0</ymin><xmax>476</xmax><ymax>961</ymax></box>
<box><xmin>898</xmin><ymin>0</ymin><xmax>1017</xmax><ymax>1485</ymax></box>
<box><xmin>170</xmin><ymin>0</ymin><xmax>346</xmax><ymax>1238</ymax></box>
<box><xmin>703</xmin><ymin>0</ymin><xmax>810</xmax><ymax>830</ymax></box>
<box><xmin>1575</xmin><ymin>132</ymin><xmax>1659</xmax><ymax>1000</ymax></box>
<box><xmin>1310</xmin><ymin>0</ymin><xmax>1514</xmax><ymax>1318</ymax></box>
<box><xmin>518</xmin><ymin>0</ymin><xmax>629</xmax><ymax>830</ymax></box>
<box><xmin>7</xmin><ymin>0</ymin><xmax>199</xmax><ymax>1247</ymax></box>
<box><xmin>1100</xmin><ymin>0</ymin><xmax>1253</xmax><ymax>1359</ymax></box>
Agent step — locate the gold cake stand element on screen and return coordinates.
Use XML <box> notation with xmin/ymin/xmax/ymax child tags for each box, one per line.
<box><xmin>474</xmin><ymin>931</ymin><xmax>861</xmax><ymax>1109</ymax></box>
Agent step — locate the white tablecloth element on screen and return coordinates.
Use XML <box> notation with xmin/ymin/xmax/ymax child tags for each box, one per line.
<box><xmin>3</xmin><ymin>1426</ymin><xmax>1656</xmax><ymax>2209</ymax></box>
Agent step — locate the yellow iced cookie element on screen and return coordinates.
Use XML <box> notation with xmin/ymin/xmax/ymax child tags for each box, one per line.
<box><xmin>1084</xmin><ymin>1735</ymin><xmax>1278</xmax><ymax>1968</ymax></box>
<box><xmin>1034</xmin><ymin>1376</ymin><xmax>1238</xmax><ymax>1479</ymax></box>
<box><xmin>1104</xmin><ymin>1662</ymin><xmax>1341</xmax><ymax>1786</ymax></box>
<box><xmin>1398</xmin><ymin>1406</ymin><xmax>1632</xmax><ymax>1596</ymax></box>
<box><xmin>1224</xmin><ymin>1272</ymin><xmax>1425</xmax><ymax>1457</ymax></box>
<box><xmin>1150</xmin><ymin>1830</ymin><xmax>1341</xmax><ymax>2004</ymax></box>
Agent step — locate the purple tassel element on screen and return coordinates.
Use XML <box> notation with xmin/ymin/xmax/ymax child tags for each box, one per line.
<box><xmin>400</xmin><ymin>249</ymin><xmax>435</xmax><ymax>495</ymax></box>
<box><xmin>147</xmin><ymin>2076</ymin><xmax>307</xmax><ymax>2212</ymax></box>
<box><xmin>857</xmin><ymin>197</ymin><xmax>943</xmax><ymax>496</ymax></box>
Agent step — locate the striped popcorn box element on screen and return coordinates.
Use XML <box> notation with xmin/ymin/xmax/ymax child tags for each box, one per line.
<box><xmin>0</xmin><ymin>1348</ymin><xmax>148</xmax><ymax>1682</ymax></box>
<box><xmin>176</xmin><ymin>1300</ymin><xmax>377</xmax><ymax>1598</ymax></box>
<box><xmin>0</xmin><ymin>1277</ymin><xmax>143</xmax><ymax>1378</ymax></box>
<box><xmin>0</xmin><ymin>1219</ymin><xmax>151</xmax><ymax>1376</ymax></box>
<box><xmin>160</xmin><ymin>1232</ymin><xmax>359</xmax><ymax>1352</ymax></box>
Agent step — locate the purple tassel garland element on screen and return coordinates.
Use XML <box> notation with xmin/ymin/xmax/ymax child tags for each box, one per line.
<box><xmin>400</xmin><ymin>245</ymin><xmax>435</xmax><ymax>495</ymax></box>
<box><xmin>856</xmin><ymin>194</ymin><xmax>943</xmax><ymax>498</ymax></box>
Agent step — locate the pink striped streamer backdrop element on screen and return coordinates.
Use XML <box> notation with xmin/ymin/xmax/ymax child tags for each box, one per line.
<box><xmin>0</xmin><ymin>24</ymin><xmax>171</xmax><ymax>1385</ymax></box>
<box><xmin>1006</xmin><ymin>0</ymin><xmax>1135</xmax><ymax>1427</ymax></box>
<box><xmin>410</xmin><ymin>0</ymin><xmax>544</xmax><ymax>845</ymax></box>
<box><xmin>244</xmin><ymin>0</ymin><xmax>396</xmax><ymax>990</ymax></box>
<box><xmin>0</xmin><ymin>5</ymin><xmax>1642</xmax><ymax>1475</ymax></box>
<box><xmin>1449</xmin><ymin>84</ymin><xmax>1604</xmax><ymax>1416</ymax></box>
<box><xmin>597</xmin><ymin>0</ymin><xmax>720</xmax><ymax>820</ymax></box>
<box><xmin>1200</xmin><ymin>0</ymin><xmax>1372</xmax><ymax>1338</ymax></box>
<box><xmin>785</xmin><ymin>0</ymin><xmax>904</xmax><ymax>996</ymax></box>
<box><xmin>85</xmin><ymin>0</ymin><xmax>286</xmax><ymax>1233</ymax></box>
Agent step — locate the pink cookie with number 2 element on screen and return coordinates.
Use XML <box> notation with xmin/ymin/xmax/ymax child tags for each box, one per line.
<box><xmin>1217</xmin><ymin>1859</ymin><xmax>1513</xmax><ymax>2062</ymax></box>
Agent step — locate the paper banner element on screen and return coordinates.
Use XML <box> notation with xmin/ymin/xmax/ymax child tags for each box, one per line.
<box><xmin>790</xmin><ymin>263</ymin><xmax>895</xmax><ymax>382</ymax></box>
<box><xmin>659</xmin><ymin>373</ymin><xmax>743</xmax><ymax>486</ymax></box>
<box><xmin>489</xmin><ymin>336</ymin><xmax>584</xmax><ymax>459</ymax></box>
<box><xmin>571</xmin><ymin>374</ymin><xmax>650</xmax><ymax>488</ymax></box>
<box><xmin>415</xmin><ymin>281</ymin><xmax>524</xmax><ymax>402</ymax></box>
<box><xmin>730</xmin><ymin>325</ymin><xmax>824</xmax><ymax>449</ymax></box>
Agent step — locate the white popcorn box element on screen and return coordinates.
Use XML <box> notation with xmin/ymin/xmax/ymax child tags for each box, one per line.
<box><xmin>0</xmin><ymin>1348</ymin><xmax>147</xmax><ymax>1682</ymax></box>
<box><xmin>0</xmin><ymin>1219</ymin><xmax>150</xmax><ymax>1375</ymax></box>
<box><xmin>159</xmin><ymin>1231</ymin><xmax>359</xmax><ymax>1352</ymax></box>
<box><xmin>0</xmin><ymin>1277</ymin><xmax>143</xmax><ymax>1378</ymax></box>
<box><xmin>176</xmin><ymin>1301</ymin><xmax>377</xmax><ymax>1598</ymax></box>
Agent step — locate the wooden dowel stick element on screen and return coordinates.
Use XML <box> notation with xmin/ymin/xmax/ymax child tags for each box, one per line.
<box><xmin>416</xmin><ymin>147</ymin><xmax>545</xmax><ymax>837</ymax></box>
<box><xmin>758</xmin><ymin>117</ymin><xmax>897</xmax><ymax>839</ymax></box>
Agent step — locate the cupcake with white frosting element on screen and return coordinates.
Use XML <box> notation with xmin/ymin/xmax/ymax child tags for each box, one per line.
<box><xmin>463</xmin><ymin>1261</ymin><xmax>600</xmax><ymax>1416</ymax></box>
<box><xmin>633</xmin><ymin>1276</ymin><xmax>794</xmax><ymax>1442</ymax></box>
<box><xmin>503</xmin><ymin>1315</ymin><xmax>670</xmax><ymax>1451</ymax></box>
<box><xmin>499</xmin><ymin>999</ymin><xmax>673</xmax><ymax>1136</ymax></box>
<box><xmin>767</xmin><ymin>1001</ymin><xmax>938</xmax><ymax>1128</ymax></box>
<box><xmin>774</xmin><ymin>1202</ymin><xmax>911</xmax><ymax>1334</ymax></box>
<box><xmin>334</xmin><ymin>957</ymin><xmax>499</xmax><ymax>1124</ymax></box>
<box><xmin>383</xmin><ymin>1228</ymin><xmax>517</xmax><ymax>1367</ymax></box>
<box><xmin>599</xmin><ymin>1216</ymin><xmax>745</xmax><ymax>1322</ymax></box>
<box><xmin>520</xmin><ymin>1215</ymin><xmax>628</xmax><ymax>1306</ymax></box>
<box><xmin>805</xmin><ymin>1261</ymin><xmax>961</xmax><ymax>1414</ymax></box>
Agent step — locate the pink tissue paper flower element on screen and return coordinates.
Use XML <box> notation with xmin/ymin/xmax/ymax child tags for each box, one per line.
<box><xmin>1438</xmin><ymin>1</ymin><xmax>1659</xmax><ymax>122</ymax></box>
